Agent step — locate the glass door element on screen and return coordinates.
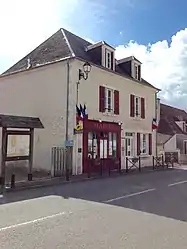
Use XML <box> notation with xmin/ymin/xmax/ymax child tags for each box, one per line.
<box><xmin>99</xmin><ymin>132</ymin><xmax>108</xmax><ymax>159</ymax></box>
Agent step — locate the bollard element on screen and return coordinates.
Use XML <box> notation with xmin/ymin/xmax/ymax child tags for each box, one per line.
<box><xmin>11</xmin><ymin>174</ymin><xmax>15</xmax><ymax>189</ymax></box>
<box><xmin>139</xmin><ymin>156</ymin><xmax>141</xmax><ymax>172</ymax></box>
<box><xmin>152</xmin><ymin>156</ymin><xmax>155</xmax><ymax>170</ymax></box>
<box><xmin>100</xmin><ymin>160</ymin><xmax>103</xmax><ymax>177</ymax></box>
<box><xmin>28</xmin><ymin>173</ymin><xmax>33</xmax><ymax>181</ymax></box>
<box><xmin>0</xmin><ymin>177</ymin><xmax>5</xmax><ymax>193</ymax></box>
<box><xmin>126</xmin><ymin>157</ymin><xmax>128</xmax><ymax>173</ymax></box>
<box><xmin>87</xmin><ymin>161</ymin><xmax>91</xmax><ymax>178</ymax></box>
<box><xmin>118</xmin><ymin>159</ymin><xmax>122</xmax><ymax>174</ymax></box>
<box><xmin>108</xmin><ymin>162</ymin><xmax>111</xmax><ymax>176</ymax></box>
<box><xmin>162</xmin><ymin>155</ymin><xmax>164</xmax><ymax>168</ymax></box>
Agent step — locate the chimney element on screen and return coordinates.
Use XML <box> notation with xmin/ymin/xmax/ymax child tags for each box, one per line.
<box><xmin>27</xmin><ymin>58</ymin><xmax>32</xmax><ymax>69</ymax></box>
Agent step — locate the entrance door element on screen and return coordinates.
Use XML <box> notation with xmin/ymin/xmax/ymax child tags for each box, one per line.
<box><xmin>125</xmin><ymin>133</ymin><xmax>134</xmax><ymax>157</ymax></box>
<box><xmin>85</xmin><ymin>131</ymin><xmax>119</xmax><ymax>173</ymax></box>
<box><xmin>99</xmin><ymin>131</ymin><xmax>118</xmax><ymax>171</ymax></box>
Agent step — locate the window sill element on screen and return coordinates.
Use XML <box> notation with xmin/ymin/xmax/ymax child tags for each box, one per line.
<box><xmin>103</xmin><ymin>112</ymin><xmax>116</xmax><ymax>117</ymax></box>
<box><xmin>132</xmin><ymin>116</ymin><xmax>142</xmax><ymax>121</ymax></box>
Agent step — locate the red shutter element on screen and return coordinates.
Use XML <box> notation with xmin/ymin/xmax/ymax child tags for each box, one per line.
<box><xmin>130</xmin><ymin>94</ymin><xmax>135</xmax><ymax>117</ymax></box>
<box><xmin>141</xmin><ymin>97</ymin><xmax>145</xmax><ymax>119</ymax></box>
<box><xmin>99</xmin><ymin>86</ymin><xmax>105</xmax><ymax>112</ymax></box>
<box><xmin>149</xmin><ymin>133</ymin><xmax>152</xmax><ymax>155</ymax></box>
<box><xmin>114</xmin><ymin>90</ymin><xmax>119</xmax><ymax>114</ymax></box>
<box><xmin>137</xmin><ymin>133</ymin><xmax>140</xmax><ymax>155</ymax></box>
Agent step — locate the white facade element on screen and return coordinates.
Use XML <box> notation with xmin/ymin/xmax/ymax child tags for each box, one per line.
<box><xmin>0</xmin><ymin>60</ymin><xmax>70</xmax><ymax>173</ymax></box>
<box><xmin>72</xmin><ymin>59</ymin><xmax>157</xmax><ymax>172</ymax></box>
<box><xmin>0</xmin><ymin>57</ymin><xmax>158</xmax><ymax>174</ymax></box>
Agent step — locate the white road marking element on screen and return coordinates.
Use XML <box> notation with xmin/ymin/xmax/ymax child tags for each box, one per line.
<box><xmin>0</xmin><ymin>211</ymin><xmax>71</xmax><ymax>232</ymax></box>
<box><xmin>168</xmin><ymin>180</ymin><xmax>187</xmax><ymax>187</ymax></box>
<box><xmin>104</xmin><ymin>188</ymin><xmax>156</xmax><ymax>203</ymax></box>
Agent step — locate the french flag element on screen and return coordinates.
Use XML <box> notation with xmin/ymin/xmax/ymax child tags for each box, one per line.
<box><xmin>76</xmin><ymin>105</ymin><xmax>83</xmax><ymax>122</ymax></box>
<box><xmin>80</xmin><ymin>104</ymin><xmax>88</xmax><ymax>119</ymax></box>
<box><xmin>152</xmin><ymin>118</ymin><xmax>158</xmax><ymax>130</ymax></box>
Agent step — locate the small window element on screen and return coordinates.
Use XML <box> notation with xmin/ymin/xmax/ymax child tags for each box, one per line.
<box><xmin>105</xmin><ymin>50</ymin><xmax>112</xmax><ymax>69</ymax></box>
<box><xmin>105</xmin><ymin>88</ymin><xmax>114</xmax><ymax>113</ymax></box>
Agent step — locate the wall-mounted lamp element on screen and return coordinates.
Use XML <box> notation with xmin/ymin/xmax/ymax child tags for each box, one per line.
<box><xmin>79</xmin><ymin>61</ymin><xmax>92</xmax><ymax>80</ymax></box>
<box><xmin>118</xmin><ymin>122</ymin><xmax>123</xmax><ymax>126</ymax></box>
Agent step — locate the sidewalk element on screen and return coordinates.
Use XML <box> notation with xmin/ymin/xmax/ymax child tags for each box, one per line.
<box><xmin>3</xmin><ymin>165</ymin><xmax>174</xmax><ymax>193</ymax></box>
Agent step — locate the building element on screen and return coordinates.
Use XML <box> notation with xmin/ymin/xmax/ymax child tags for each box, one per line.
<box><xmin>157</xmin><ymin>103</ymin><xmax>187</xmax><ymax>163</ymax></box>
<box><xmin>0</xmin><ymin>28</ymin><xmax>159</xmax><ymax>176</ymax></box>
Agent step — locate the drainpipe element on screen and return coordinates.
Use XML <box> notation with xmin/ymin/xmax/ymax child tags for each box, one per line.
<box><xmin>65</xmin><ymin>59</ymin><xmax>70</xmax><ymax>142</ymax></box>
<box><xmin>155</xmin><ymin>91</ymin><xmax>159</xmax><ymax>157</ymax></box>
<box><xmin>65</xmin><ymin>59</ymin><xmax>70</xmax><ymax>180</ymax></box>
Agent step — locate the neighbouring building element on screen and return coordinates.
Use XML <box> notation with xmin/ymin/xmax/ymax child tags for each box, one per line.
<box><xmin>157</xmin><ymin>103</ymin><xmax>187</xmax><ymax>164</ymax></box>
<box><xmin>0</xmin><ymin>28</ymin><xmax>159</xmax><ymax>176</ymax></box>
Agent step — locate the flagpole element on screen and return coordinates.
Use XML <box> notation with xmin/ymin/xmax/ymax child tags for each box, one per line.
<box><xmin>76</xmin><ymin>81</ymin><xmax>80</xmax><ymax>106</ymax></box>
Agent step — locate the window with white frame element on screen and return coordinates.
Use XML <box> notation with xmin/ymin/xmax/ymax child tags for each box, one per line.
<box><xmin>125</xmin><ymin>132</ymin><xmax>135</xmax><ymax>157</ymax></box>
<box><xmin>105</xmin><ymin>50</ymin><xmax>112</xmax><ymax>69</ymax></box>
<box><xmin>134</xmin><ymin>64</ymin><xmax>139</xmax><ymax>80</ymax></box>
<box><xmin>105</xmin><ymin>88</ymin><xmax>114</xmax><ymax>112</ymax></box>
<box><xmin>134</xmin><ymin>96</ymin><xmax>141</xmax><ymax>117</ymax></box>
<box><xmin>140</xmin><ymin>133</ymin><xmax>148</xmax><ymax>154</ymax></box>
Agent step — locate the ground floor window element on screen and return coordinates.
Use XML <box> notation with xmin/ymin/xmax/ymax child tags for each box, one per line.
<box><xmin>140</xmin><ymin>133</ymin><xmax>149</xmax><ymax>154</ymax></box>
<box><xmin>88</xmin><ymin>132</ymin><xmax>98</xmax><ymax>159</ymax></box>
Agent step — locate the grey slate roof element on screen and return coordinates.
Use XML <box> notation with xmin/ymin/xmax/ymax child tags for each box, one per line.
<box><xmin>3</xmin><ymin>29</ymin><xmax>72</xmax><ymax>75</ymax></box>
<box><xmin>2</xmin><ymin>28</ymin><xmax>157</xmax><ymax>90</ymax></box>
<box><xmin>158</xmin><ymin>103</ymin><xmax>187</xmax><ymax>135</ymax></box>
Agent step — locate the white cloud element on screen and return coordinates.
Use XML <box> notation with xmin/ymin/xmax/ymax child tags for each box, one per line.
<box><xmin>115</xmin><ymin>28</ymin><xmax>187</xmax><ymax>109</ymax></box>
<box><xmin>0</xmin><ymin>0</ymin><xmax>78</xmax><ymax>73</ymax></box>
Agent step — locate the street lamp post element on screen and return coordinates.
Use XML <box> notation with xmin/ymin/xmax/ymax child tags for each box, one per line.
<box><xmin>76</xmin><ymin>62</ymin><xmax>92</xmax><ymax>106</ymax></box>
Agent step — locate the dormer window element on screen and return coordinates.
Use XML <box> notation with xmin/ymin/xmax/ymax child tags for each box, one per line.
<box><xmin>134</xmin><ymin>64</ymin><xmax>139</xmax><ymax>80</ymax></box>
<box><xmin>117</xmin><ymin>56</ymin><xmax>142</xmax><ymax>81</ymax></box>
<box><xmin>105</xmin><ymin>50</ymin><xmax>112</xmax><ymax>69</ymax></box>
<box><xmin>86</xmin><ymin>41</ymin><xmax>115</xmax><ymax>71</ymax></box>
<box><xmin>134</xmin><ymin>63</ymin><xmax>141</xmax><ymax>81</ymax></box>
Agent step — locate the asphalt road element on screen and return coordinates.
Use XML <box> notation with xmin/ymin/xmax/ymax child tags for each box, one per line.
<box><xmin>1</xmin><ymin>169</ymin><xmax>187</xmax><ymax>248</ymax></box>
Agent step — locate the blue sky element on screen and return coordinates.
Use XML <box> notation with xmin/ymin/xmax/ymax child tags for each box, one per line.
<box><xmin>62</xmin><ymin>0</ymin><xmax>187</xmax><ymax>46</ymax></box>
<box><xmin>1</xmin><ymin>0</ymin><xmax>187</xmax><ymax>107</ymax></box>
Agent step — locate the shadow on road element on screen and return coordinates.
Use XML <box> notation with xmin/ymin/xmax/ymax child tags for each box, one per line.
<box><xmin>1</xmin><ymin>169</ymin><xmax>187</xmax><ymax>222</ymax></box>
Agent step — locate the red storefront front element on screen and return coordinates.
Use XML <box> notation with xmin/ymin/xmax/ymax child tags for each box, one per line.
<box><xmin>83</xmin><ymin>119</ymin><xmax>121</xmax><ymax>173</ymax></box>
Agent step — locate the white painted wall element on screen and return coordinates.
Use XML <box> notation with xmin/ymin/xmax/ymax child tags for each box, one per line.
<box><xmin>164</xmin><ymin>134</ymin><xmax>177</xmax><ymax>152</ymax></box>
<box><xmin>0</xmin><ymin>60</ymin><xmax>73</xmax><ymax>172</ymax></box>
